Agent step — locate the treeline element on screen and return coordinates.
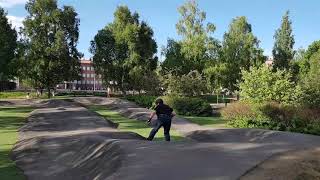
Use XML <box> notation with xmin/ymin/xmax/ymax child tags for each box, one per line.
<box><xmin>0</xmin><ymin>0</ymin><xmax>82</xmax><ymax>97</ymax></box>
<box><xmin>0</xmin><ymin>0</ymin><xmax>319</xmax><ymax>102</ymax></box>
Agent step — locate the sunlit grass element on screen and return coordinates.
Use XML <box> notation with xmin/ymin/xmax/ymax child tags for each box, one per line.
<box><xmin>0</xmin><ymin>106</ymin><xmax>33</xmax><ymax>180</ymax></box>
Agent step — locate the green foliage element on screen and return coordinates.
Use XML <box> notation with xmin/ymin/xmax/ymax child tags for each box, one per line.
<box><xmin>90</xmin><ymin>6</ymin><xmax>158</xmax><ymax>94</ymax></box>
<box><xmin>199</xmin><ymin>95</ymin><xmax>231</xmax><ymax>103</ymax></box>
<box><xmin>240</xmin><ymin>65</ymin><xmax>302</xmax><ymax>105</ymax></box>
<box><xmin>220</xmin><ymin>16</ymin><xmax>265</xmax><ymax>91</ymax></box>
<box><xmin>176</xmin><ymin>0</ymin><xmax>218</xmax><ymax>70</ymax></box>
<box><xmin>272</xmin><ymin>11</ymin><xmax>295</xmax><ymax>70</ymax></box>
<box><xmin>203</xmin><ymin>62</ymin><xmax>229</xmax><ymax>93</ymax></box>
<box><xmin>295</xmin><ymin>40</ymin><xmax>320</xmax><ymax>78</ymax></box>
<box><xmin>162</xmin><ymin>96</ymin><xmax>212</xmax><ymax>116</ymax></box>
<box><xmin>160</xmin><ymin>39</ymin><xmax>190</xmax><ymax>76</ymax></box>
<box><xmin>299</xmin><ymin>50</ymin><xmax>320</xmax><ymax>108</ymax></box>
<box><xmin>21</xmin><ymin>0</ymin><xmax>81</xmax><ymax>98</ymax></box>
<box><xmin>0</xmin><ymin>7</ymin><xmax>17</xmax><ymax>81</ymax></box>
<box><xmin>161</xmin><ymin>0</ymin><xmax>219</xmax><ymax>77</ymax></box>
<box><xmin>126</xmin><ymin>95</ymin><xmax>157</xmax><ymax>108</ymax></box>
<box><xmin>164</xmin><ymin>70</ymin><xmax>206</xmax><ymax>96</ymax></box>
<box><xmin>222</xmin><ymin>101</ymin><xmax>320</xmax><ymax>135</ymax></box>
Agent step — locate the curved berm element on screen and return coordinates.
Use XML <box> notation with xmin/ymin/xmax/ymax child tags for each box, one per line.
<box><xmin>11</xmin><ymin>99</ymin><xmax>320</xmax><ymax>180</ymax></box>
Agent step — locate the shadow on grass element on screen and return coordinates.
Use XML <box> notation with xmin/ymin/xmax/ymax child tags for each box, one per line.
<box><xmin>0</xmin><ymin>106</ymin><xmax>33</xmax><ymax>113</ymax></box>
<box><xmin>0</xmin><ymin>117</ymin><xmax>25</xmax><ymax>130</ymax></box>
<box><xmin>0</xmin><ymin>149</ymin><xmax>25</xmax><ymax>180</ymax></box>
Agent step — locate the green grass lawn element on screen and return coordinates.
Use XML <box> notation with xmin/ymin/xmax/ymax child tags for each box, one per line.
<box><xmin>0</xmin><ymin>91</ymin><xmax>74</xmax><ymax>100</ymax></box>
<box><xmin>0</xmin><ymin>106</ymin><xmax>33</xmax><ymax>180</ymax></box>
<box><xmin>183</xmin><ymin>116</ymin><xmax>228</xmax><ymax>128</ymax></box>
<box><xmin>87</xmin><ymin>105</ymin><xmax>183</xmax><ymax>141</ymax></box>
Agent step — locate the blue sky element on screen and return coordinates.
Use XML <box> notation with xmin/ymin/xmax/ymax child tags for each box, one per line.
<box><xmin>1</xmin><ymin>0</ymin><xmax>320</xmax><ymax>59</ymax></box>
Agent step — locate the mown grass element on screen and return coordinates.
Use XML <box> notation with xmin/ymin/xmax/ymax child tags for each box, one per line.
<box><xmin>0</xmin><ymin>106</ymin><xmax>33</xmax><ymax>180</ymax></box>
<box><xmin>0</xmin><ymin>91</ymin><xmax>74</xmax><ymax>100</ymax></box>
<box><xmin>87</xmin><ymin>105</ymin><xmax>183</xmax><ymax>141</ymax></box>
<box><xmin>183</xmin><ymin>116</ymin><xmax>228</xmax><ymax>128</ymax></box>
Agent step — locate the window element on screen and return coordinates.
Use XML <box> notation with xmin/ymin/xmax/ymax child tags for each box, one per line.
<box><xmin>82</xmin><ymin>66</ymin><xmax>85</xmax><ymax>70</ymax></box>
<box><xmin>91</xmin><ymin>74</ymin><xmax>94</xmax><ymax>78</ymax></box>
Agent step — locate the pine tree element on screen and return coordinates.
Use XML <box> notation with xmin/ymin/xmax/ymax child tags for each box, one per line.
<box><xmin>272</xmin><ymin>11</ymin><xmax>295</xmax><ymax>70</ymax></box>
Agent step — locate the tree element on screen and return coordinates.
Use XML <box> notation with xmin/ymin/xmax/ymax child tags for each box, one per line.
<box><xmin>299</xmin><ymin>50</ymin><xmax>320</xmax><ymax>108</ymax></box>
<box><xmin>165</xmin><ymin>70</ymin><xmax>206</xmax><ymax>96</ymax></box>
<box><xmin>90</xmin><ymin>6</ymin><xmax>158</xmax><ymax>94</ymax></box>
<box><xmin>22</xmin><ymin>0</ymin><xmax>81</xmax><ymax>98</ymax></box>
<box><xmin>172</xmin><ymin>0</ymin><xmax>219</xmax><ymax>73</ymax></box>
<box><xmin>299</xmin><ymin>40</ymin><xmax>320</xmax><ymax>76</ymax></box>
<box><xmin>160</xmin><ymin>39</ymin><xmax>189</xmax><ymax>76</ymax></box>
<box><xmin>272</xmin><ymin>11</ymin><xmax>295</xmax><ymax>70</ymax></box>
<box><xmin>203</xmin><ymin>62</ymin><xmax>228</xmax><ymax>93</ymax></box>
<box><xmin>221</xmin><ymin>16</ymin><xmax>265</xmax><ymax>91</ymax></box>
<box><xmin>0</xmin><ymin>7</ymin><xmax>17</xmax><ymax>81</ymax></box>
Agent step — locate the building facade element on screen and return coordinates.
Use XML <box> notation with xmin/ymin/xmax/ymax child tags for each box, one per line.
<box><xmin>265</xmin><ymin>57</ymin><xmax>274</xmax><ymax>66</ymax></box>
<box><xmin>57</xmin><ymin>59</ymin><xmax>104</xmax><ymax>90</ymax></box>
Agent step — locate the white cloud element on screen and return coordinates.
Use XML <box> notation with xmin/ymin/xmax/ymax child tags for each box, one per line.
<box><xmin>7</xmin><ymin>15</ymin><xmax>24</xmax><ymax>30</ymax></box>
<box><xmin>0</xmin><ymin>0</ymin><xmax>27</xmax><ymax>8</ymax></box>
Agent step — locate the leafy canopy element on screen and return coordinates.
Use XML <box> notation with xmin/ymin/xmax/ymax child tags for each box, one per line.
<box><xmin>90</xmin><ymin>6</ymin><xmax>158</xmax><ymax>94</ymax></box>
<box><xmin>21</xmin><ymin>0</ymin><xmax>81</xmax><ymax>97</ymax></box>
<box><xmin>0</xmin><ymin>7</ymin><xmax>17</xmax><ymax>81</ymax></box>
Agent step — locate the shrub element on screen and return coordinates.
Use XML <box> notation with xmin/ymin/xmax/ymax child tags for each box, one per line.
<box><xmin>222</xmin><ymin>101</ymin><xmax>320</xmax><ymax>135</ymax></box>
<box><xmin>221</xmin><ymin>102</ymin><xmax>272</xmax><ymax>128</ymax></box>
<box><xmin>162</xmin><ymin>96</ymin><xmax>212</xmax><ymax>116</ymax></box>
<box><xmin>199</xmin><ymin>95</ymin><xmax>231</xmax><ymax>103</ymax></box>
<box><xmin>240</xmin><ymin>65</ymin><xmax>302</xmax><ymax>105</ymax></box>
<box><xmin>126</xmin><ymin>95</ymin><xmax>157</xmax><ymax>108</ymax></box>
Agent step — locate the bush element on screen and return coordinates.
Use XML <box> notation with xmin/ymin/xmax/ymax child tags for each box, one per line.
<box><xmin>222</xmin><ymin>101</ymin><xmax>320</xmax><ymax>135</ymax></box>
<box><xmin>199</xmin><ymin>95</ymin><xmax>231</xmax><ymax>103</ymax></box>
<box><xmin>162</xmin><ymin>96</ymin><xmax>212</xmax><ymax>116</ymax></box>
<box><xmin>126</xmin><ymin>95</ymin><xmax>157</xmax><ymax>108</ymax></box>
<box><xmin>240</xmin><ymin>65</ymin><xmax>302</xmax><ymax>105</ymax></box>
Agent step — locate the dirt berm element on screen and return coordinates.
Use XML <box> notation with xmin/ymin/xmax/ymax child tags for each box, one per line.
<box><xmin>10</xmin><ymin>98</ymin><xmax>320</xmax><ymax>180</ymax></box>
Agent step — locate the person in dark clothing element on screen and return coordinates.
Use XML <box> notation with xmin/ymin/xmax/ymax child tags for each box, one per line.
<box><xmin>147</xmin><ymin>98</ymin><xmax>175</xmax><ymax>141</ymax></box>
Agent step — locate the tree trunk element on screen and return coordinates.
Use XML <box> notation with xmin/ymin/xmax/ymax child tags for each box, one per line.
<box><xmin>47</xmin><ymin>88</ymin><xmax>51</xmax><ymax>99</ymax></box>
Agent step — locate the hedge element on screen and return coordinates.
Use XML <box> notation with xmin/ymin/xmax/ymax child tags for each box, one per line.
<box><xmin>162</xmin><ymin>96</ymin><xmax>212</xmax><ymax>116</ymax></box>
<box><xmin>222</xmin><ymin>101</ymin><xmax>320</xmax><ymax>135</ymax></box>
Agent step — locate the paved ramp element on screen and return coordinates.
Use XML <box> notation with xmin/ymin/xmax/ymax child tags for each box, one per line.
<box><xmin>12</xmin><ymin>99</ymin><xmax>320</xmax><ymax>180</ymax></box>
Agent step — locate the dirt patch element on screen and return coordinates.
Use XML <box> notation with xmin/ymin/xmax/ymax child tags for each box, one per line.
<box><xmin>240</xmin><ymin>148</ymin><xmax>320</xmax><ymax>180</ymax></box>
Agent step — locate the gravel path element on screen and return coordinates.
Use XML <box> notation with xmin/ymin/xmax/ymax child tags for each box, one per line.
<box><xmin>10</xmin><ymin>98</ymin><xmax>320</xmax><ymax>180</ymax></box>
